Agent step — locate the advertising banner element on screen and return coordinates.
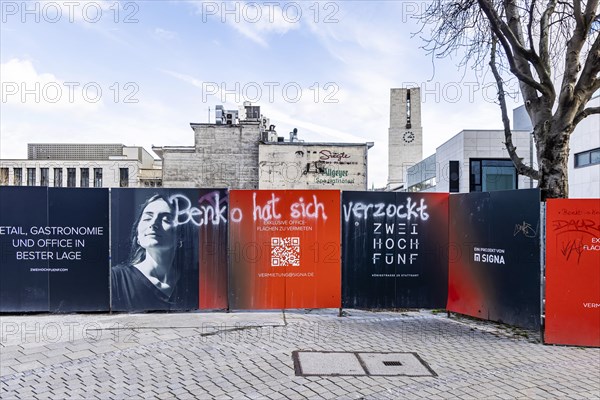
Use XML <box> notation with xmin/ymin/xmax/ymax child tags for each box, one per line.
<box><xmin>545</xmin><ymin>199</ymin><xmax>600</xmax><ymax>347</ymax></box>
<box><xmin>111</xmin><ymin>188</ymin><xmax>197</xmax><ymax>312</ymax></box>
<box><xmin>111</xmin><ymin>189</ymin><xmax>228</xmax><ymax>312</ymax></box>
<box><xmin>228</xmin><ymin>190</ymin><xmax>341</xmax><ymax>309</ymax></box>
<box><xmin>342</xmin><ymin>192</ymin><xmax>449</xmax><ymax>309</ymax></box>
<box><xmin>0</xmin><ymin>187</ymin><xmax>110</xmax><ymax>312</ymax></box>
<box><xmin>447</xmin><ymin>189</ymin><xmax>541</xmax><ymax>330</ymax></box>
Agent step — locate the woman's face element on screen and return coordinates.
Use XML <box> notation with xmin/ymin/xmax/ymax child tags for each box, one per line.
<box><xmin>137</xmin><ymin>199</ymin><xmax>177</xmax><ymax>251</ymax></box>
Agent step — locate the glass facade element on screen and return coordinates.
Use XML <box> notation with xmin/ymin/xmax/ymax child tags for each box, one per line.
<box><xmin>80</xmin><ymin>168</ymin><xmax>90</xmax><ymax>187</ymax></box>
<box><xmin>14</xmin><ymin>168</ymin><xmax>22</xmax><ymax>186</ymax></box>
<box><xmin>470</xmin><ymin>159</ymin><xmax>517</xmax><ymax>192</ymax></box>
<box><xmin>54</xmin><ymin>168</ymin><xmax>63</xmax><ymax>187</ymax></box>
<box><xmin>0</xmin><ymin>168</ymin><xmax>8</xmax><ymax>185</ymax></box>
<box><xmin>94</xmin><ymin>168</ymin><xmax>102</xmax><ymax>188</ymax></box>
<box><xmin>40</xmin><ymin>168</ymin><xmax>49</xmax><ymax>186</ymax></box>
<box><xmin>575</xmin><ymin>147</ymin><xmax>600</xmax><ymax>168</ymax></box>
<box><xmin>119</xmin><ymin>167</ymin><xmax>129</xmax><ymax>187</ymax></box>
<box><xmin>67</xmin><ymin>168</ymin><xmax>76</xmax><ymax>187</ymax></box>
<box><xmin>27</xmin><ymin>168</ymin><xmax>36</xmax><ymax>186</ymax></box>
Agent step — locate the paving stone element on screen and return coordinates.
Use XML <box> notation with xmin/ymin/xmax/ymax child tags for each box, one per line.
<box><xmin>0</xmin><ymin>310</ymin><xmax>598</xmax><ymax>399</ymax></box>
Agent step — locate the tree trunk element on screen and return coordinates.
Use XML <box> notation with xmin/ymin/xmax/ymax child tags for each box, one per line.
<box><xmin>536</xmin><ymin>124</ymin><xmax>571</xmax><ymax>200</ymax></box>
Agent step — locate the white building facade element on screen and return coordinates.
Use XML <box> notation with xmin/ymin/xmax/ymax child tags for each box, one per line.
<box><xmin>565</xmin><ymin>95</ymin><xmax>599</xmax><ymax>198</ymax></box>
<box><xmin>407</xmin><ymin>129</ymin><xmax>533</xmax><ymax>193</ymax></box>
<box><xmin>0</xmin><ymin>144</ymin><xmax>161</xmax><ymax>188</ymax></box>
<box><xmin>407</xmin><ymin>96</ymin><xmax>599</xmax><ymax>198</ymax></box>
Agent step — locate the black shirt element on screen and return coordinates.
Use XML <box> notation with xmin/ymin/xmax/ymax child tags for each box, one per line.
<box><xmin>111</xmin><ymin>264</ymin><xmax>196</xmax><ymax>312</ymax></box>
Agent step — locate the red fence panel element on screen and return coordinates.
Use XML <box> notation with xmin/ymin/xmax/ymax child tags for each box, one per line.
<box><xmin>228</xmin><ymin>190</ymin><xmax>341</xmax><ymax>309</ymax></box>
<box><xmin>545</xmin><ymin>199</ymin><xmax>600</xmax><ymax>347</ymax></box>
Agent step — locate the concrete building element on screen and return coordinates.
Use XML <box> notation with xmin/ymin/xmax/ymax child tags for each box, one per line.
<box><xmin>387</xmin><ymin>87</ymin><xmax>423</xmax><ymax>191</ymax></box>
<box><xmin>406</xmin><ymin>129</ymin><xmax>533</xmax><ymax>193</ymax></box>
<box><xmin>0</xmin><ymin>144</ymin><xmax>161</xmax><ymax>188</ymax></box>
<box><xmin>407</xmin><ymin>94</ymin><xmax>599</xmax><ymax>198</ymax></box>
<box><xmin>155</xmin><ymin>116</ymin><xmax>262</xmax><ymax>189</ymax></box>
<box><xmin>156</xmin><ymin>103</ymin><xmax>373</xmax><ymax>190</ymax></box>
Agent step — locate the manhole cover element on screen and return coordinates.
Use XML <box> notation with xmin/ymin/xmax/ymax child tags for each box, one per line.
<box><xmin>292</xmin><ymin>351</ymin><xmax>436</xmax><ymax>377</ymax></box>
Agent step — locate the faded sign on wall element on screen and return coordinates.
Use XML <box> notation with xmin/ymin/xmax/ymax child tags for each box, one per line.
<box><xmin>342</xmin><ymin>192</ymin><xmax>449</xmax><ymax>309</ymax></box>
<box><xmin>228</xmin><ymin>190</ymin><xmax>341</xmax><ymax>309</ymax></box>
<box><xmin>258</xmin><ymin>143</ymin><xmax>368</xmax><ymax>190</ymax></box>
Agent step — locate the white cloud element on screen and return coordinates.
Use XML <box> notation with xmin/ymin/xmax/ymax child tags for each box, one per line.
<box><xmin>1</xmin><ymin>59</ymin><xmax>103</xmax><ymax>112</ymax></box>
<box><xmin>154</xmin><ymin>28</ymin><xmax>177</xmax><ymax>41</ymax></box>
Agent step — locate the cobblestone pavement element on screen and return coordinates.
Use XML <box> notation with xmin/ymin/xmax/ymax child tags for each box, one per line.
<box><xmin>1</xmin><ymin>309</ymin><xmax>599</xmax><ymax>399</ymax></box>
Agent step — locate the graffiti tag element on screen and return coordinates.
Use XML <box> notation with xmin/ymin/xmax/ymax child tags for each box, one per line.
<box><xmin>553</xmin><ymin>219</ymin><xmax>600</xmax><ymax>236</ymax></box>
<box><xmin>560</xmin><ymin>238</ymin><xmax>584</xmax><ymax>264</ymax></box>
<box><xmin>513</xmin><ymin>221</ymin><xmax>536</xmax><ymax>237</ymax></box>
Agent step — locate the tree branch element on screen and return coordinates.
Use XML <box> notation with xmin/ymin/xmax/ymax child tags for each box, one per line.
<box><xmin>570</xmin><ymin>33</ymin><xmax>600</xmax><ymax>120</ymax></box>
<box><xmin>489</xmin><ymin>37</ymin><xmax>540</xmax><ymax>180</ymax></box>
<box><xmin>539</xmin><ymin>0</ymin><xmax>558</xmax><ymax>74</ymax></box>
<box><xmin>573</xmin><ymin>106</ymin><xmax>600</xmax><ymax>126</ymax></box>
<box><xmin>573</xmin><ymin>0</ymin><xmax>583</xmax><ymax>27</ymax></box>
<box><xmin>527</xmin><ymin>0</ymin><xmax>537</xmax><ymax>53</ymax></box>
<box><xmin>478</xmin><ymin>0</ymin><xmax>554</xmax><ymax>99</ymax></box>
<box><xmin>558</xmin><ymin>0</ymin><xmax>599</xmax><ymax>114</ymax></box>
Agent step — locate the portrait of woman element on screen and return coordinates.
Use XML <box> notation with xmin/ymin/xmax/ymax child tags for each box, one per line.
<box><xmin>111</xmin><ymin>191</ymin><xmax>198</xmax><ymax>312</ymax></box>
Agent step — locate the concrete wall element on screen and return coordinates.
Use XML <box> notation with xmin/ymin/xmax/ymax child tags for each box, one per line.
<box><xmin>568</xmin><ymin>95</ymin><xmax>600</xmax><ymax>198</ymax></box>
<box><xmin>432</xmin><ymin>130</ymin><xmax>533</xmax><ymax>193</ymax></box>
<box><xmin>513</xmin><ymin>105</ymin><xmax>533</xmax><ymax>131</ymax></box>
<box><xmin>388</xmin><ymin>88</ymin><xmax>423</xmax><ymax>189</ymax></box>
<box><xmin>258</xmin><ymin>143</ymin><xmax>368</xmax><ymax>190</ymax></box>
<box><xmin>161</xmin><ymin>122</ymin><xmax>261</xmax><ymax>189</ymax></box>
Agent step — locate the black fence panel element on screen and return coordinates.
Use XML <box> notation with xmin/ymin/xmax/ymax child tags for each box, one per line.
<box><xmin>447</xmin><ymin>189</ymin><xmax>541</xmax><ymax>330</ymax></box>
<box><xmin>342</xmin><ymin>192</ymin><xmax>449</xmax><ymax>309</ymax></box>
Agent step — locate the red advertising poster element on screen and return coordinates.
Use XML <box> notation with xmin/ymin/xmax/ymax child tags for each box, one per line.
<box><xmin>229</xmin><ymin>190</ymin><xmax>341</xmax><ymax>309</ymax></box>
<box><xmin>545</xmin><ymin>199</ymin><xmax>600</xmax><ymax>347</ymax></box>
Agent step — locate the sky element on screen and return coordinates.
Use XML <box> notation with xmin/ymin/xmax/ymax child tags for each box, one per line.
<box><xmin>0</xmin><ymin>0</ymin><xmax>524</xmax><ymax>188</ymax></box>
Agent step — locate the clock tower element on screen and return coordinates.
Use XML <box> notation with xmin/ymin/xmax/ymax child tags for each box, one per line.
<box><xmin>387</xmin><ymin>87</ymin><xmax>423</xmax><ymax>190</ymax></box>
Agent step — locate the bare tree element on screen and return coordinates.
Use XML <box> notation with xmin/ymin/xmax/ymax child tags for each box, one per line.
<box><xmin>418</xmin><ymin>0</ymin><xmax>599</xmax><ymax>199</ymax></box>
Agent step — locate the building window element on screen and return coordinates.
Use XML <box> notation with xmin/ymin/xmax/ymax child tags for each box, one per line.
<box><xmin>67</xmin><ymin>168</ymin><xmax>76</xmax><ymax>187</ymax></box>
<box><xmin>40</xmin><ymin>168</ymin><xmax>49</xmax><ymax>186</ymax></box>
<box><xmin>80</xmin><ymin>168</ymin><xmax>89</xmax><ymax>187</ymax></box>
<box><xmin>119</xmin><ymin>167</ymin><xmax>129</xmax><ymax>187</ymax></box>
<box><xmin>470</xmin><ymin>159</ymin><xmax>517</xmax><ymax>192</ymax></box>
<box><xmin>14</xmin><ymin>168</ymin><xmax>22</xmax><ymax>186</ymax></box>
<box><xmin>575</xmin><ymin>147</ymin><xmax>600</xmax><ymax>168</ymax></box>
<box><xmin>0</xmin><ymin>168</ymin><xmax>8</xmax><ymax>185</ymax></box>
<box><xmin>27</xmin><ymin>168</ymin><xmax>36</xmax><ymax>186</ymax></box>
<box><xmin>94</xmin><ymin>168</ymin><xmax>102</xmax><ymax>188</ymax></box>
<box><xmin>407</xmin><ymin>177</ymin><xmax>436</xmax><ymax>192</ymax></box>
<box><xmin>54</xmin><ymin>168</ymin><xmax>63</xmax><ymax>187</ymax></box>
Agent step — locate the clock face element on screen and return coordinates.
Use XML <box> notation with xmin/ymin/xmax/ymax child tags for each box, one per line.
<box><xmin>403</xmin><ymin>131</ymin><xmax>415</xmax><ymax>143</ymax></box>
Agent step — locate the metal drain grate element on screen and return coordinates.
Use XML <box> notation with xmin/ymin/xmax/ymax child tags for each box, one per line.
<box><xmin>292</xmin><ymin>351</ymin><xmax>436</xmax><ymax>377</ymax></box>
<box><xmin>383</xmin><ymin>361</ymin><xmax>403</xmax><ymax>366</ymax></box>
